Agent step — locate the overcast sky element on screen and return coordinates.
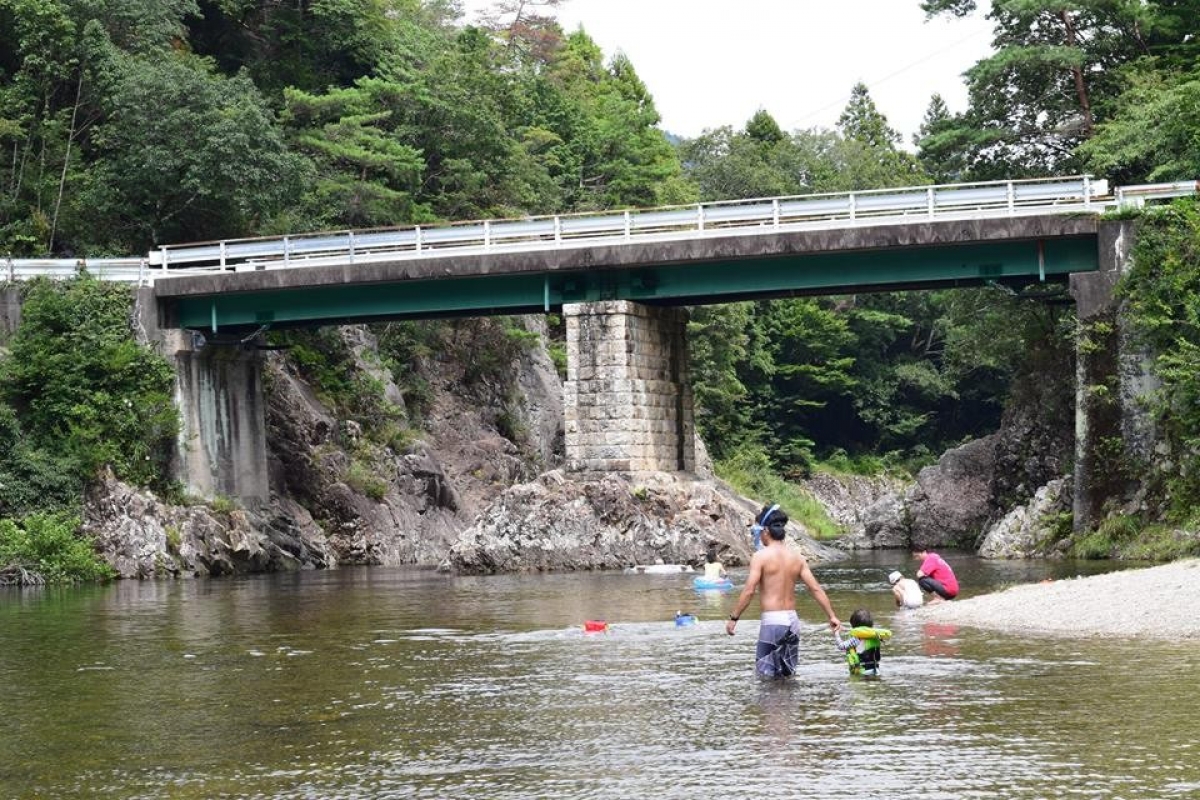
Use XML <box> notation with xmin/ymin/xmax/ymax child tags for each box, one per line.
<box><xmin>461</xmin><ymin>1</ymin><xmax>995</xmax><ymax>147</ymax></box>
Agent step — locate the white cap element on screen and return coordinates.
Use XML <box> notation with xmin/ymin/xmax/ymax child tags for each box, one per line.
<box><xmin>888</xmin><ymin>571</ymin><xmax>903</xmax><ymax>585</ymax></box>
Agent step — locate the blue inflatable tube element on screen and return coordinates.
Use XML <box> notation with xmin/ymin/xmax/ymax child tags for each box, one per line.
<box><xmin>693</xmin><ymin>576</ymin><xmax>734</xmax><ymax>591</ymax></box>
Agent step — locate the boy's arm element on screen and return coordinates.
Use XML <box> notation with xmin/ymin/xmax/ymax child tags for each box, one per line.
<box><xmin>799</xmin><ymin>560</ymin><xmax>841</xmax><ymax>631</ymax></box>
<box><xmin>725</xmin><ymin>556</ymin><xmax>762</xmax><ymax>635</ymax></box>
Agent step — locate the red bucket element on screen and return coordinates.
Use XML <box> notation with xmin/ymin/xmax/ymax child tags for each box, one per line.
<box><xmin>583</xmin><ymin>620</ymin><xmax>608</xmax><ymax>633</ymax></box>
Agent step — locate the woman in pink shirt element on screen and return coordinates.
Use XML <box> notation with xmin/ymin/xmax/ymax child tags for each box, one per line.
<box><xmin>913</xmin><ymin>549</ymin><xmax>959</xmax><ymax>602</ymax></box>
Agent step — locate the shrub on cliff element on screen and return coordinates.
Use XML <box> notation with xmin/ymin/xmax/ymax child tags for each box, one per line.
<box><xmin>0</xmin><ymin>277</ymin><xmax>179</xmax><ymax>515</ymax></box>
<box><xmin>0</xmin><ymin>512</ymin><xmax>115</xmax><ymax>585</ymax></box>
<box><xmin>1121</xmin><ymin>199</ymin><xmax>1200</xmax><ymax>524</ymax></box>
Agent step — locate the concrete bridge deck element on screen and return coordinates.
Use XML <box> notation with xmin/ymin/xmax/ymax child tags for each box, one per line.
<box><xmin>154</xmin><ymin>214</ymin><xmax>1103</xmax><ymax>332</ymax></box>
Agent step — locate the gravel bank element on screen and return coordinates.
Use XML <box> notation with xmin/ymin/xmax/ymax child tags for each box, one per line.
<box><xmin>917</xmin><ymin>558</ymin><xmax>1200</xmax><ymax>639</ymax></box>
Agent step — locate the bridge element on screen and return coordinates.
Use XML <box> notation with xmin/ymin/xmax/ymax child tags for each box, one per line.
<box><xmin>3</xmin><ymin>175</ymin><xmax>1195</xmax><ymax>531</ymax></box>
<box><xmin>3</xmin><ymin>176</ymin><xmax>1193</xmax><ymax>330</ymax></box>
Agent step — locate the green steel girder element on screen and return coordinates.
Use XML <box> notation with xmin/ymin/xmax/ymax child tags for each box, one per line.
<box><xmin>173</xmin><ymin>236</ymin><xmax>1098</xmax><ymax>332</ymax></box>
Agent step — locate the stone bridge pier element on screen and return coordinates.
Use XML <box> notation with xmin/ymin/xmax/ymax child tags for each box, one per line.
<box><xmin>563</xmin><ymin>301</ymin><xmax>696</xmax><ymax>473</ymax></box>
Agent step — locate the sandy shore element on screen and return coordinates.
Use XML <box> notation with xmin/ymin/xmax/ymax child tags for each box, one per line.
<box><xmin>917</xmin><ymin>558</ymin><xmax>1200</xmax><ymax>639</ymax></box>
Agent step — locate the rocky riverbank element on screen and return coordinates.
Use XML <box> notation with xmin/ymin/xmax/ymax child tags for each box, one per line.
<box><xmin>918</xmin><ymin>558</ymin><xmax>1200</xmax><ymax>639</ymax></box>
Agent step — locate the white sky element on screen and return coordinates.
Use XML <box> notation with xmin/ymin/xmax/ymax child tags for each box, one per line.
<box><xmin>461</xmin><ymin>0</ymin><xmax>995</xmax><ymax>147</ymax></box>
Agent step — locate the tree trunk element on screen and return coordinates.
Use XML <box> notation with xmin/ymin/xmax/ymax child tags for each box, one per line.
<box><xmin>1059</xmin><ymin>10</ymin><xmax>1094</xmax><ymax>137</ymax></box>
<box><xmin>48</xmin><ymin>70</ymin><xmax>84</xmax><ymax>254</ymax></box>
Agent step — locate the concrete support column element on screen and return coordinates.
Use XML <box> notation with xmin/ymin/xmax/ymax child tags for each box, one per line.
<box><xmin>564</xmin><ymin>301</ymin><xmax>695</xmax><ymax>473</ymax></box>
<box><xmin>0</xmin><ymin>286</ymin><xmax>21</xmax><ymax>343</ymax></box>
<box><xmin>1068</xmin><ymin>220</ymin><xmax>1158</xmax><ymax>531</ymax></box>
<box><xmin>171</xmin><ymin>339</ymin><xmax>270</xmax><ymax>505</ymax></box>
<box><xmin>140</xmin><ymin>287</ymin><xmax>270</xmax><ymax>506</ymax></box>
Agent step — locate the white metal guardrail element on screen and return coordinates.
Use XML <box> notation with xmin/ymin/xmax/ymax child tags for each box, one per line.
<box><xmin>4</xmin><ymin>176</ymin><xmax>1197</xmax><ymax>286</ymax></box>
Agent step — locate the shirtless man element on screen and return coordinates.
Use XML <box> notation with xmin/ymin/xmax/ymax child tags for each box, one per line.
<box><xmin>725</xmin><ymin>510</ymin><xmax>841</xmax><ymax>678</ymax></box>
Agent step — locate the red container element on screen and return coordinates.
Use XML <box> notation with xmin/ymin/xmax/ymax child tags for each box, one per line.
<box><xmin>583</xmin><ymin>620</ymin><xmax>608</xmax><ymax>633</ymax></box>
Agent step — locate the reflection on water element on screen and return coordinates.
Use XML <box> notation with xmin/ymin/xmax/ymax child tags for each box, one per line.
<box><xmin>1</xmin><ymin>552</ymin><xmax>1196</xmax><ymax>799</ymax></box>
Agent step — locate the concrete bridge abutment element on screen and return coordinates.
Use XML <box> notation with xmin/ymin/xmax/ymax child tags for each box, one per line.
<box><xmin>171</xmin><ymin>340</ymin><xmax>270</xmax><ymax>506</ymax></box>
<box><xmin>1069</xmin><ymin>219</ymin><xmax>1159</xmax><ymax>532</ymax></box>
<box><xmin>139</xmin><ymin>288</ymin><xmax>270</xmax><ymax>506</ymax></box>
<box><xmin>564</xmin><ymin>301</ymin><xmax>696</xmax><ymax>474</ymax></box>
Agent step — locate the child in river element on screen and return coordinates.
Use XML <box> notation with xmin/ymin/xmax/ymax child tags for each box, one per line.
<box><xmin>834</xmin><ymin>608</ymin><xmax>892</xmax><ymax>677</ymax></box>
<box><xmin>703</xmin><ymin>544</ymin><xmax>727</xmax><ymax>581</ymax></box>
<box><xmin>890</xmin><ymin>570</ymin><xmax>924</xmax><ymax>610</ymax></box>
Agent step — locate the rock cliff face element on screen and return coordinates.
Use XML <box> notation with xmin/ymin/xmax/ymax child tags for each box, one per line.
<box><xmin>259</xmin><ymin>318</ymin><xmax>565</xmax><ymax>568</ymax></box>
<box><xmin>844</xmin><ymin>369</ymin><xmax>1075</xmax><ymax>555</ymax></box>
<box><xmin>86</xmin><ymin>315</ymin><xmax>838</xmax><ymax>578</ymax></box>
<box><xmin>85</xmin><ymin>469</ymin><xmax>332</xmax><ymax>578</ymax></box>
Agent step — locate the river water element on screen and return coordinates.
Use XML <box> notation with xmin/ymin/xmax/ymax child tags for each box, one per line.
<box><xmin>2</xmin><ymin>552</ymin><xmax>1197</xmax><ymax>799</ymax></box>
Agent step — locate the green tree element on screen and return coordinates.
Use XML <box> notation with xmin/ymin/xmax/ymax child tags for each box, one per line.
<box><xmin>744</xmin><ymin>108</ymin><xmax>785</xmax><ymax>145</ymax></box>
<box><xmin>75</xmin><ymin>52</ymin><xmax>309</xmax><ymax>249</ymax></box>
<box><xmin>921</xmin><ymin>0</ymin><xmax>1162</xmax><ymax>176</ymax></box>
<box><xmin>283</xmin><ymin>78</ymin><xmax>427</xmax><ymax>229</ymax></box>
<box><xmin>688</xmin><ymin>302</ymin><xmax>763</xmax><ymax>459</ymax></box>
<box><xmin>0</xmin><ymin>0</ymin><xmax>204</xmax><ymax>254</ymax></box>
<box><xmin>835</xmin><ymin>82</ymin><xmax>925</xmax><ymax>188</ymax></box>
<box><xmin>914</xmin><ymin>93</ymin><xmax>971</xmax><ymax>183</ymax></box>
<box><xmin>1079</xmin><ymin>69</ymin><xmax>1200</xmax><ymax>184</ymax></box>
<box><xmin>187</xmin><ymin>0</ymin><xmax>423</xmax><ymax>97</ymax></box>
<box><xmin>544</xmin><ymin>31</ymin><xmax>692</xmax><ymax>208</ymax></box>
<box><xmin>0</xmin><ymin>277</ymin><xmax>179</xmax><ymax>491</ymax></box>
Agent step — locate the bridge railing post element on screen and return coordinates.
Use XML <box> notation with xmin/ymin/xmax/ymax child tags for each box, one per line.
<box><xmin>1006</xmin><ymin>181</ymin><xmax>1015</xmax><ymax>215</ymax></box>
<box><xmin>927</xmin><ymin>186</ymin><xmax>935</xmax><ymax>219</ymax></box>
<box><xmin>624</xmin><ymin>210</ymin><xmax>631</xmax><ymax>242</ymax></box>
<box><xmin>1083</xmin><ymin>175</ymin><xmax>1092</xmax><ymax>209</ymax></box>
<box><xmin>347</xmin><ymin>230</ymin><xmax>356</xmax><ymax>263</ymax></box>
<box><xmin>849</xmin><ymin>192</ymin><xmax>857</xmax><ymax>221</ymax></box>
<box><xmin>159</xmin><ymin>245</ymin><xmax>169</xmax><ymax>272</ymax></box>
<box><xmin>219</xmin><ymin>240</ymin><xmax>227</xmax><ymax>270</ymax></box>
<box><xmin>483</xmin><ymin>220</ymin><xmax>491</xmax><ymax>252</ymax></box>
<box><xmin>697</xmin><ymin>204</ymin><xmax>705</xmax><ymax>233</ymax></box>
<box><xmin>283</xmin><ymin>236</ymin><xmax>291</xmax><ymax>267</ymax></box>
<box><xmin>772</xmin><ymin>198</ymin><xmax>780</xmax><ymax>229</ymax></box>
<box><xmin>554</xmin><ymin>215</ymin><xmax>562</xmax><ymax>245</ymax></box>
<box><xmin>6</xmin><ymin>255</ymin><xmax>12</xmax><ymax>282</ymax></box>
<box><xmin>415</xmin><ymin>226</ymin><xmax>423</xmax><ymax>253</ymax></box>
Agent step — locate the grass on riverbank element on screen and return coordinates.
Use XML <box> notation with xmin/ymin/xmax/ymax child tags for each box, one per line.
<box><xmin>714</xmin><ymin>449</ymin><xmax>843</xmax><ymax>540</ymax></box>
<box><xmin>1073</xmin><ymin>513</ymin><xmax>1200</xmax><ymax>561</ymax></box>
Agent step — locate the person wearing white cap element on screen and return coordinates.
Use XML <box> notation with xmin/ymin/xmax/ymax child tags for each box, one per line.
<box><xmin>889</xmin><ymin>570</ymin><xmax>923</xmax><ymax>610</ymax></box>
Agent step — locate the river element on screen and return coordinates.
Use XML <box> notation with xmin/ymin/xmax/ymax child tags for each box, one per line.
<box><xmin>1</xmin><ymin>552</ymin><xmax>1196</xmax><ymax>799</ymax></box>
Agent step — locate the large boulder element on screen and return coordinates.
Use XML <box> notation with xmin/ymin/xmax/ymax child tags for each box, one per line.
<box><xmin>445</xmin><ymin>470</ymin><xmax>844</xmax><ymax>574</ymax></box>
<box><xmin>855</xmin><ymin>435</ymin><xmax>999</xmax><ymax>550</ymax></box>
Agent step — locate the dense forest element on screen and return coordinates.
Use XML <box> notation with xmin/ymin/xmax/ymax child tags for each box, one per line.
<box><xmin>3</xmin><ymin>0</ymin><xmax>1200</xmax><ymax>578</ymax></box>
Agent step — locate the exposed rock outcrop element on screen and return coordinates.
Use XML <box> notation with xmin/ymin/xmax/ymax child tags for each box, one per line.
<box><xmin>802</xmin><ymin>472</ymin><xmax>908</xmax><ymax>534</ymax></box>
<box><xmin>839</xmin><ymin>360</ymin><xmax>1077</xmax><ymax>554</ymax></box>
<box><xmin>85</xmin><ymin>469</ymin><xmax>332</xmax><ymax>578</ymax></box>
<box><xmin>847</xmin><ymin>435</ymin><xmax>999</xmax><ymax>550</ymax></box>
<box><xmin>977</xmin><ymin>477</ymin><xmax>1072</xmax><ymax>559</ymax></box>
<box><xmin>446</xmin><ymin>470</ymin><xmax>844</xmax><ymax>574</ymax></box>
<box><xmin>260</xmin><ymin>320</ymin><xmax>561</xmax><ymax>567</ymax></box>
